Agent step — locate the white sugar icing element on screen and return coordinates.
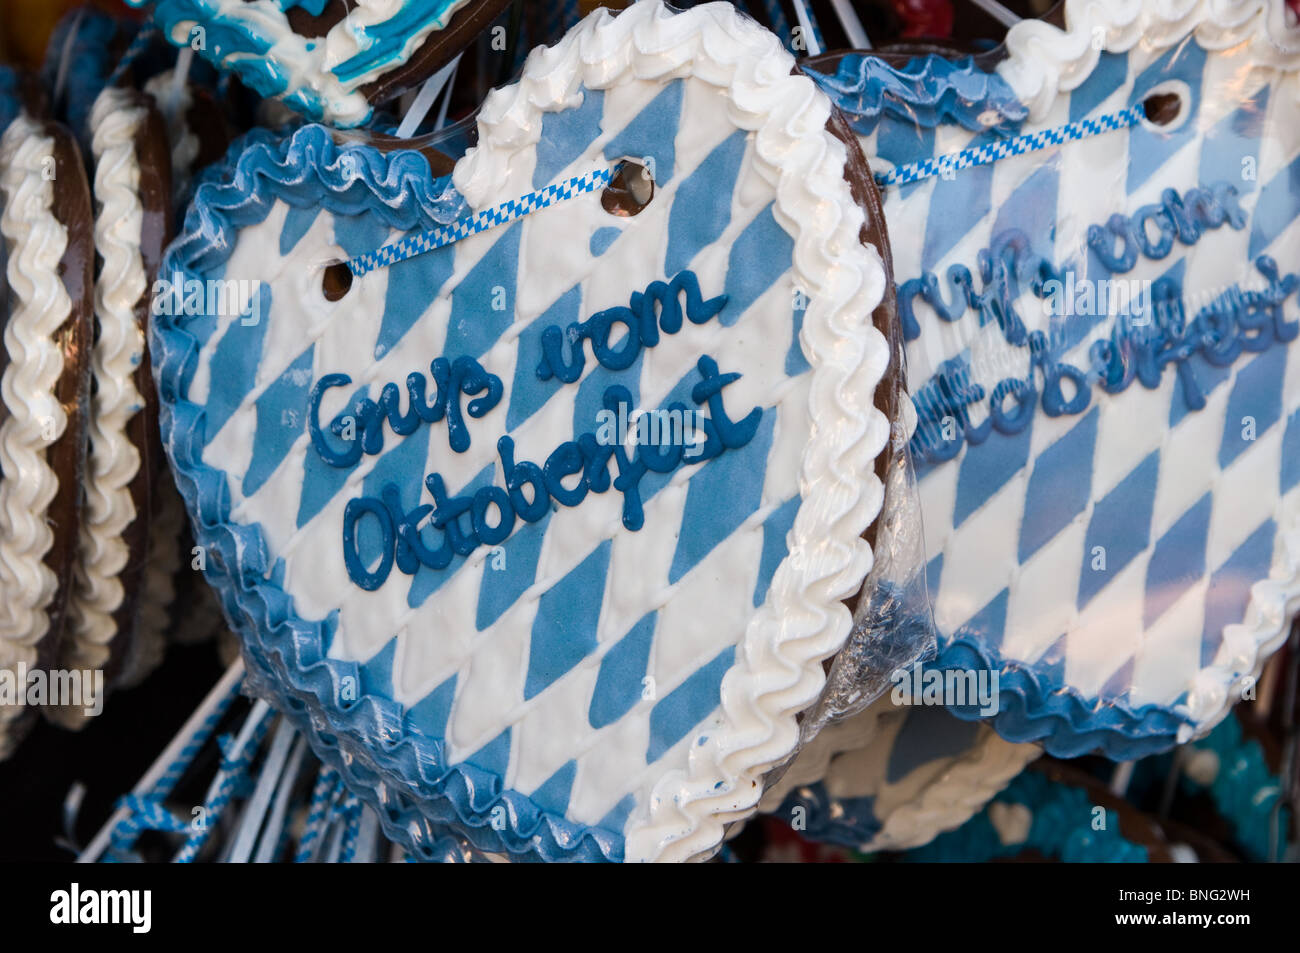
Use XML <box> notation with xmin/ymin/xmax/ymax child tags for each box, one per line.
<box><xmin>58</xmin><ymin>89</ymin><xmax>150</xmax><ymax>704</ymax></box>
<box><xmin>0</xmin><ymin>115</ymin><xmax>73</xmax><ymax>753</ymax></box>
<box><xmin>999</xmin><ymin>0</ymin><xmax>1300</xmax><ymax>120</ymax></box>
<box><xmin>453</xmin><ymin>0</ymin><xmax>891</xmax><ymax>863</ymax></box>
<box><xmin>143</xmin><ymin>0</ymin><xmax>471</xmax><ymax>127</ymax></box>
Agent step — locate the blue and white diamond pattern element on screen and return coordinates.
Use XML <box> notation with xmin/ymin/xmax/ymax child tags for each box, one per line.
<box><xmin>844</xmin><ymin>41</ymin><xmax>1300</xmax><ymax>750</ymax></box>
<box><xmin>188</xmin><ymin>74</ymin><xmax>812</xmax><ymax>842</ymax></box>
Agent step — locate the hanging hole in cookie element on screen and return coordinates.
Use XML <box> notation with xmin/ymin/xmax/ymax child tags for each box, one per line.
<box><xmin>1140</xmin><ymin>83</ymin><xmax>1189</xmax><ymax>129</ymax></box>
<box><xmin>602</xmin><ymin>159</ymin><xmax>655</xmax><ymax>217</ymax></box>
<box><xmin>323</xmin><ymin>261</ymin><xmax>354</xmax><ymax>302</ymax></box>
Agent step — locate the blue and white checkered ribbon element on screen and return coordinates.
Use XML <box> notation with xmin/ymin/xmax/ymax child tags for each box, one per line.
<box><xmin>875</xmin><ymin>103</ymin><xmax>1147</xmax><ymax>188</ymax></box>
<box><xmin>347</xmin><ymin>163</ymin><xmax>619</xmax><ymax>277</ymax></box>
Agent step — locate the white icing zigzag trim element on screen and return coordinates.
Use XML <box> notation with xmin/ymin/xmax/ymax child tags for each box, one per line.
<box><xmin>1000</xmin><ymin>0</ymin><xmax>1300</xmax><ymax>742</ymax></box>
<box><xmin>59</xmin><ymin>89</ymin><xmax>150</xmax><ymax>703</ymax></box>
<box><xmin>0</xmin><ymin>115</ymin><xmax>72</xmax><ymax>753</ymax></box>
<box><xmin>457</xmin><ymin>0</ymin><xmax>891</xmax><ymax>863</ymax></box>
<box><xmin>999</xmin><ymin>0</ymin><xmax>1300</xmax><ymax>120</ymax></box>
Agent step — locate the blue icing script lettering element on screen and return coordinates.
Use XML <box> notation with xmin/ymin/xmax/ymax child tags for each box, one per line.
<box><xmin>341</xmin><ymin>356</ymin><xmax>762</xmax><ymax>591</ymax></box>
<box><xmin>911</xmin><ymin>256</ymin><xmax>1298</xmax><ymax>463</ymax></box>
<box><xmin>537</xmin><ymin>270</ymin><xmax>728</xmax><ymax>383</ymax></box>
<box><xmin>903</xmin><ymin>181</ymin><xmax>1300</xmax><ymax>463</ymax></box>
<box><xmin>308</xmin><ymin>355</ymin><xmax>503</xmax><ymax>466</ymax></box>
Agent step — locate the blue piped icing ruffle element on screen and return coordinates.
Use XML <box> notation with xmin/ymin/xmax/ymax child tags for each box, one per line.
<box><xmin>905</xmin><ymin>770</ymin><xmax>1149</xmax><ymax>862</ymax></box>
<box><xmin>152</xmin><ymin>123</ymin><xmax>624</xmax><ymax>862</ymax></box>
<box><xmin>935</xmin><ymin>637</ymin><xmax>1195</xmax><ymax>761</ymax></box>
<box><xmin>804</xmin><ymin>53</ymin><xmax>1027</xmax><ymax>137</ymax></box>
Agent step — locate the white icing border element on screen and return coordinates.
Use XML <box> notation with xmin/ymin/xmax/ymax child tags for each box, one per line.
<box><xmin>0</xmin><ymin>114</ymin><xmax>73</xmax><ymax>753</ymax></box>
<box><xmin>998</xmin><ymin>0</ymin><xmax>1300</xmax><ymax>120</ymax></box>
<box><xmin>157</xmin><ymin>0</ymin><xmax>470</xmax><ymax>127</ymax></box>
<box><xmin>455</xmin><ymin>0</ymin><xmax>891</xmax><ymax>862</ymax></box>
<box><xmin>998</xmin><ymin>0</ymin><xmax>1300</xmax><ymax>742</ymax></box>
<box><xmin>59</xmin><ymin>89</ymin><xmax>150</xmax><ymax>703</ymax></box>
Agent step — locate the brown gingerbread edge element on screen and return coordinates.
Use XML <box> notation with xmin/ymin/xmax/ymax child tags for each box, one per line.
<box><xmin>108</xmin><ymin>91</ymin><xmax>175</xmax><ymax>689</ymax></box>
<box><xmin>32</xmin><ymin>121</ymin><xmax>95</xmax><ymax>680</ymax></box>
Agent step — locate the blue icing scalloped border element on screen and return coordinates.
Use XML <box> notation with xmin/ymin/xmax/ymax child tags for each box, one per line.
<box><xmin>152</xmin><ymin>124</ymin><xmax>630</xmax><ymax>862</ymax></box>
<box><xmin>803</xmin><ymin>54</ymin><xmax>1027</xmax><ymax>137</ymax></box>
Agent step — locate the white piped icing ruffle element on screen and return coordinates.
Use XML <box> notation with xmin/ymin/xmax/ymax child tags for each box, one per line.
<box><xmin>0</xmin><ymin>115</ymin><xmax>73</xmax><ymax>754</ymax></box>
<box><xmin>57</xmin><ymin>88</ymin><xmax>150</xmax><ymax>724</ymax></box>
<box><xmin>457</xmin><ymin>0</ymin><xmax>891</xmax><ymax>863</ymax></box>
<box><xmin>999</xmin><ymin>0</ymin><xmax>1300</xmax><ymax>121</ymax></box>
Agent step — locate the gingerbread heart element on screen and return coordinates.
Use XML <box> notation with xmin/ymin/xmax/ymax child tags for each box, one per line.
<box><xmin>153</xmin><ymin>1</ymin><xmax>896</xmax><ymax>861</ymax></box>
<box><xmin>805</xmin><ymin>0</ymin><xmax>1300</xmax><ymax>758</ymax></box>
<box><xmin>124</xmin><ymin>0</ymin><xmax>514</xmax><ymax>127</ymax></box>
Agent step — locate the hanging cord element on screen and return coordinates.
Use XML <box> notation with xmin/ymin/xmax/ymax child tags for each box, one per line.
<box><xmin>78</xmin><ymin>660</ymin><xmax>246</xmax><ymax>862</ymax></box>
<box><xmin>347</xmin><ymin>162</ymin><xmax>619</xmax><ymax>277</ymax></box>
<box><xmin>875</xmin><ymin>103</ymin><xmax>1147</xmax><ymax>188</ymax></box>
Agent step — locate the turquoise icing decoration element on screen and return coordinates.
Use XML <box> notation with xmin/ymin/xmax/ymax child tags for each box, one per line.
<box><xmin>1180</xmin><ymin>714</ymin><xmax>1290</xmax><ymax>862</ymax></box>
<box><xmin>905</xmin><ymin>771</ymin><xmax>1149</xmax><ymax>862</ymax></box>
<box><xmin>804</xmin><ymin>54</ymin><xmax>1027</xmax><ymax>137</ymax></box>
<box><xmin>152</xmin><ymin>87</ymin><xmax>814</xmax><ymax>860</ymax></box>
<box><xmin>125</xmin><ymin>0</ymin><xmax>482</xmax><ymax>126</ymax></box>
